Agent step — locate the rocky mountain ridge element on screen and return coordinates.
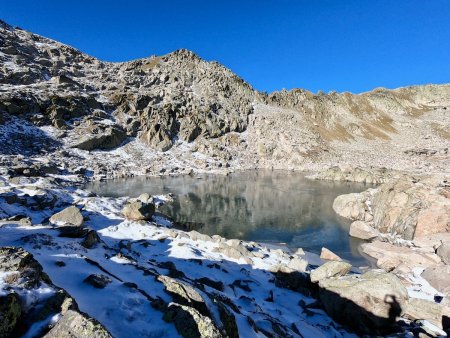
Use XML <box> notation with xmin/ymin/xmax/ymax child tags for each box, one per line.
<box><xmin>1</xmin><ymin>19</ymin><xmax>449</xmax><ymax>177</ymax></box>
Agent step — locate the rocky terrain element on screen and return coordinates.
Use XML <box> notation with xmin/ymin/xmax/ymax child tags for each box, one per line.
<box><xmin>1</xmin><ymin>19</ymin><xmax>450</xmax><ymax>337</ymax></box>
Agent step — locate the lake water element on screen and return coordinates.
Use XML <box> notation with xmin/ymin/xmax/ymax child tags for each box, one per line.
<box><xmin>86</xmin><ymin>170</ymin><xmax>374</xmax><ymax>266</ymax></box>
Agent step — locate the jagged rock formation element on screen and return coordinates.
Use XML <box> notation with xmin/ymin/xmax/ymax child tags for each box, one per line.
<box><xmin>0</xmin><ymin>19</ymin><xmax>257</xmax><ymax>155</ymax></box>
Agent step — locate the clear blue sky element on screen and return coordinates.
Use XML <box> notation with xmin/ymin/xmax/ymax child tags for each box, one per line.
<box><xmin>2</xmin><ymin>1</ymin><xmax>450</xmax><ymax>93</ymax></box>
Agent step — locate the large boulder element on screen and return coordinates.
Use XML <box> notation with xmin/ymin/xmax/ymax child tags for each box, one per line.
<box><xmin>49</xmin><ymin>205</ymin><xmax>84</xmax><ymax>227</ymax></box>
<box><xmin>163</xmin><ymin>303</ymin><xmax>222</xmax><ymax>338</ymax></box>
<box><xmin>371</xmin><ymin>176</ymin><xmax>450</xmax><ymax>240</ymax></box>
<box><xmin>318</xmin><ymin>270</ymin><xmax>408</xmax><ymax>335</ymax></box>
<box><xmin>332</xmin><ymin>192</ymin><xmax>370</xmax><ymax>221</ymax></box>
<box><xmin>122</xmin><ymin>201</ymin><xmax>155</xmax><ymax>221</ymax></box>
<box><xmin>157</xmin><ymin>275</ymin><xmax>209</xmax><ymax>316</ymax></box>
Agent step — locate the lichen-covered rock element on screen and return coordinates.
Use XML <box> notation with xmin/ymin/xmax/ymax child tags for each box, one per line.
<box><xmin>157</xmin><ymin>275</ymin><xmax>209</xmax><ymax>316</ymax></box>
<box><xmin>310</xmin><ymin>261</ymin><xmax>352</xmax><ymax>283</ymax></box>
<box><xmin>318</xmin><ymin>270</ymin><xmax>408</xmax><ymax>335</ymax></box>
<box><xmin>0</xmin><ymin>292</ymin><xmax>22</xmax><ymax>337</ymax></box>
<box><xmin>44</xmin><ymin>309</ymin><xmax>112</xmax><ymax>338</ymax></box>
<box><xmin>163</xmin><ymin>303</ymin><xmax>222</xmax><ymax>338</ymax></box>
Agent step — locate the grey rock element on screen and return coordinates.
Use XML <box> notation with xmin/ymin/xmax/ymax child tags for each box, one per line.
<box><xmin>163</xmin><ymin>303</ymin><xmax>222</xmax><ymax>338</ymax></box>
<box><xmin>44</xmin><ymin>309</ymin><xmax>112</xmax><ymax>338</ymax></box>
<box><xmin>157</xmin><ymin>275</ymin><xmax>209</xmax><ymax>316</ymax></box>
<box><xmin>310</xmin><ymin>261</ymin><xmax>352</xmax><ymax>283</ymax></box>
<box><xmin>81</xmin><ymin>230</ymin><xmax>101</xmax><ymax>249</ymax></box>
<box><xmin>122</xmin><ymin>201</ymin><xmax>155</xmax><ymax>221</ymax></box>
<box><xmin>50</xmin><ymin>205</ymin><xmax>84</xmax><ymax>227</ymax></box>
<box><xmin>73</xmin><ymin>125</ymin><xmax>126</xmax><ymax>151</ymax></box>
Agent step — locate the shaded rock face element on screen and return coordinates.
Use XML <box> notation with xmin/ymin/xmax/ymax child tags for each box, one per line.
<box><xmin>84</xmin><ymin>274</ymin><xmax>112</xmax><ymax>289</ymax></box>
<box><xmin>163</xmin><ymin>303</ymin><xmax>222</xmax><ymax>338</ymax></box>
<box><xmin>0</xmin><ymin>292</ymin><xmax>21</xmax><ymax>337</ymax></box>
<box><xmin>318</xmin><ymin>270</ymin><xmax>408</xmax><ymax>335</ymax></box>
<box><xmin>0</xmin><ymin>247</ymin><xmax>112</xmax><ymax>337</ymax></box>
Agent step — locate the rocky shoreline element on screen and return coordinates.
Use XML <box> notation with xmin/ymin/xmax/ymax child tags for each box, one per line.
<box><xmin>1</xmin><ymin>164</ymin><xmax>449</xmax><ymax>337</ymax></box>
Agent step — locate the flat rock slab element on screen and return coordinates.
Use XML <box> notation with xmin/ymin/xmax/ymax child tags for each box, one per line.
<box><xmin>310</xmin><ymin>261</ymin><xmax>352</xmax><ymax>283</ymax></box>
<box><xmin>361</xmin><ymin>241</ymin><xmax>441</xmax><ymax>273</ymax></box>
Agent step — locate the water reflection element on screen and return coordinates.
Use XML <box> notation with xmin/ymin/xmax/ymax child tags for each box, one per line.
<box><xmin>86</xmin><ymin>170</ymin><xmax>373</xmax><ymax>266</ymax></box>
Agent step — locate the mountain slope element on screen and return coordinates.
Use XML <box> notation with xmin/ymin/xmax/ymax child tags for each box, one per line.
<box><xmin>0</xmin><ymin>19</ymin><xmax>449</xmax><ymax>176</ymax></box>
